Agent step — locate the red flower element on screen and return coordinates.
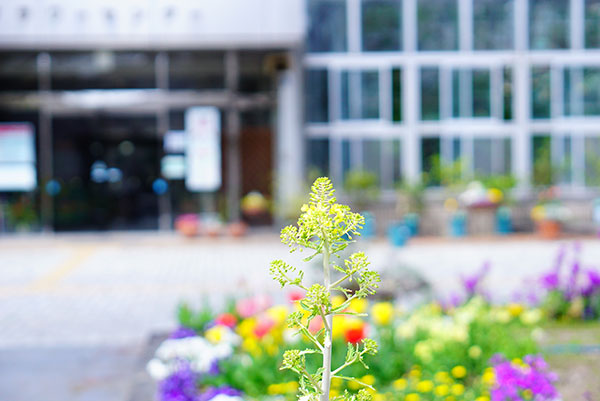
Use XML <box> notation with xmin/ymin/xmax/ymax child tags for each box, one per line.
<box><xmin>345</xmin><ymin>326</ymin><xmax>365</xmax><ymax>344</ymax></box>
<box><xmin>253</xmin><ymin>317</ymin><xmax>275</xmax><ymax>339</ymax></box>
<box><xmin>215</xmin><ymin>313</ymin><xmax>237</xmax><ymax>328</ymax></box>
<box><xmin>288</xmin><ymin>290</ymin><xmax>304</xmax><ymax>303</ymax></box>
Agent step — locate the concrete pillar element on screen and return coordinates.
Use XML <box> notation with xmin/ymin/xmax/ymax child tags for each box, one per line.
<box><xmin>225</xmin><ymin>50</ymin><xmax>241</xmax><ymax>222</ymax></box>
<box><xmin>275</xmin><ymin>50</ymin><xmax>304</xmax><ymax>223</ymax></box>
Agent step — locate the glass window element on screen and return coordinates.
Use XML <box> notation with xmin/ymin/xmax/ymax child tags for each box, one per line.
<box><xmin>585</xmin><ymin>0</ymin><xmax>600</xmax><ymax>48</ymax></box>
<box><xmin>239</xmin><ymin>51</ymin><xmax>272</xmax><ymax>94</ymax></box>
<box><xmin>421</xmin><ymin>67</ymin><xmax>440</xmax><ymax>120</ymax></box>
<box><xmin>473</xmin><ymin>138</ymin><xmax>493</xmax><ymax>176</ymax></box>
<box><xmin>307</xmin><ymin>0</ymin><xmax>347</xmax><ymax>53</ymax></box>
<box><xmin>307</xmin><ymin>138</ymin><xmax>330</xmax><ymax>177</ymax></box>
<box><xmin>473</xmin><ymin>0</ymin><xmax>514</xmax><ymax>50</ymax></box>
<box><xmin>473</xmin><ymin>70</ymin><xmax>491</xmax><ymax>117</ymax></box>
<box><xmin>0</xmin><ymin>52</ymin><xmax>38</xmax><ymax>92</ymax></box>
<box><xmin>51</xmin><ymin>51</ymin><xmax>156</xmax><ymax>90</ymax></box>
<box><xmin>392</xmin><ymin>68</ymin><xmax>402</xmax><ymax>122</ymax></box>
<box><xmin>418</xmin><ymin>0</ymin><xmax>458</xmax><ymax>51</ymax></box>
<box><xmin>421</xmin><ymin>137</ymin><xmax>441</xmax><ymax>185</ymax></box>
<box><xmin>531</xmin><ymin>66</ymin><xmax>551</xmax><ymax>119</ymax></box>
<box><xmin>363</xmin><ymin>139</ymin><xmax>382</xmax><ymax>185</ymax></box>
<box><xmin>532</xmin><ymin>135</ymin><xmax>553</xmax><ymax>185</ymax></box>
<box><xmin>583</xmin><ymin>68</ymin><xmax>600</xmax><ymax>116</ymax></box>
<box><xmin>341</xmin><ymin>139</ymin><xmax>352</xmax><ymax>181</ymax></box>
<box><xmin>503</xmin><ymin>67</ymin><xmax>513</xmax><ymax>120</ymax></box>
<box><xmin>562</xmin><ymin>67</ymin><xmax>600</xmax><ymax>116</ymax></box>
<box><xmin>556</xmin><ymin>136</ymin><xmax>572</xmax><ymax>185</ymax></box>
<box><xmin>451</xmin><ymin>69</ymin><xmax>490</xmax><ymax>118</ymax></box>
<box><xmin>585</xmin><ymin>137</ymin><xmax>600</xmax><ymax>186</ymax></box>
<box><xmin>362</xmin><ymin>0</ymin><xmax>402</xmax><ymax>51</ymax></box>
<box><xmin>529</xmin><ymin>0</ymin><xmax>569</xmax><ymax>50</ymax></box>
<box><xmin>305</xmin><ymin>69</ymin><xmax>329</xmax><ymax>123</ymax></box>
<box><xmin>386</xmin><ymin>139</ymin><xmax>402</xmax><ymax>186</ymax></box>
<box><xmin>169</xmin><ymin>52</ymin><xmax>224</xmax><ymax>90</ymax></box>
<box><xmin>341</xmin><ymin>70</ymin><xmax>380</xmax><ymax>120</ymax></box>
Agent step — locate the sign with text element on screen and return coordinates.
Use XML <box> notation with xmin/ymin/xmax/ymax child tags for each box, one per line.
<box><xmin>0</xmin><ymin>123</ymin><xmax>36</xmax><ymax>191</ymax></box>
<box><xmin>184</xmin><ymin>107</ymin><xmax>221</xmax><ymax>192</ymax></box>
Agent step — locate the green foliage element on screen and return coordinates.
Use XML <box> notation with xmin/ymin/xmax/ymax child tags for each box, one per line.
<box><xmin>177</xmin><ymin>302</ymin><xmax>214</xmax><ymax>332</ymax></box>
<box><xmin>343</xmin><ymin>170</ymin><xmax>379</xmax><ymax>210</ymax></box>
<box><xmin>271</xmin><ymin>177</ymin><xmax>381</xmax><ymax>401</ymax></box>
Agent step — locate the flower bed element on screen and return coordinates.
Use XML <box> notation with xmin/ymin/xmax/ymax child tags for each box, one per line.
<box><xmin>148</xmin><ymin>295</ymin><xmax>559</xmax><ymax>401</ymax></box>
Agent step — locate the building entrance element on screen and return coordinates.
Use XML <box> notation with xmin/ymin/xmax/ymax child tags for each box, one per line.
<box><xmin>51</xmin><ymin>115</ymin><xmax>160</xmax><ymax>231</ymax></box>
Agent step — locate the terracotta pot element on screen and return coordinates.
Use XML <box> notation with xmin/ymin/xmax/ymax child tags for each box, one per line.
<box><xmin>537</xmin><ymin>220</ymin><xmax>561</xmax><ymax>239</ymax></box>
<box><xmin>228</xmin><ymin>221</ymin><xmax>248</xmax><ymax>237</ymax></box>
<box><xmin>176</xmin><ymin>222</ymin><xmax>198</xmax><ymax>238</ymax></box>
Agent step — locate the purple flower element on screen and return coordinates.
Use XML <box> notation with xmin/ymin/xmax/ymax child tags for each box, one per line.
<box><xmin>158</xmin><ymin>361</ymin><xmax>199</xmax><ymax>401</ymax></box>
<box><xmin>462</xmin><ymin>261</ymin><xmax>491</xmax><ymax>298</ymax></box>
<box><xmin>169</xmin><ymin>326</ymin><xmax>198</xmax><ymax>339</ymax></box>
<box><xmin>490</xmin><ymin>354</ymin><xmax>559</xmax><ymax>401</ymax></box>
<box><xmin>582</xmin><ymin>269</ymin><xmax>600</xmax><ymax>297</ymax></box>
<box><xmin>197</xmin><ymin>387</ymin><xmax>241</xmax><ymax>401</ymax></box>
<box><xmin>540</xmin><ymin>271</ymin><xmax>560</xmax><ymax>291</ymax></box>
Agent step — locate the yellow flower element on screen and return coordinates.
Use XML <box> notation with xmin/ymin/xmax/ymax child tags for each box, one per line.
<box><xmin>451</xmin><ymin>365</ymin><xmax>467</xmax><ymax>379</ymax></box>
<box><xmin>361</xmin><ymin>375</ymin><xmax>376</xmax><ymax>386</ymax></box>
<box><xmin>475</xmin><ymin>397</ymin><xmax>490</xmax><ymax>401</ymax></box>
<box><xmin>350</xmin><ymin>298</ymin><xmax>368</xmax><ymax>314</ymax></box>
<box><xmin>284</xmin><ymin>381</ymin><xmax>298</xmax><ymax>393</ymax></box>
<box><xmin>416</xmin><ymin>380</ymin><xmax>433</xmax><ymax>393</ymax></box>
<box><xmin>267</xmin><ymin>383</ymin><xmax>282</xmax><ymax>395</ymax></box>
<box><xmin>373</xmin><ymin>394</ymin><xmax>386</xmax><ymax>401</ymax></box>
<box><xmin>405</xmin><ymin>393</ymin><xmax>420</xmax><ymax>401</ymax></box>
<box><xmin>331</xmin><ymin>315</ymin><xmax>347</xmax><ymax>339</ymax></box>
<box><xmin>266</xmin><ymin>305</ymin><xmax>288</xmax><ymax>325</ymax></box>
<box><xmin>487</xmin><ymin>188</ymin><xmax>504</xmax><ymax>203</ymax></box>
<box><xmin>237</xmin><ymin>318</ymin><xmax>257</xmax><ymax>339</ymax></box>
<box><xmin>332</xmin><ymin>295</ymin><xmax>346</xmax><ymax>309</ymax></box>
<box><xmin>348</xmin><ymin>379</ymin><xmax>361</xmax><ymax>390</ymax></box>
<box><xmin>434</xmin><ymin>371</ymin><xmax>450</xmax><ymax>383</ymax></box>
<box><xmin>523</xmin><ymin>389</ymin><xmax>533</xmax><ymax>400</ymax></box>
<box><xmin>393</xmin><ymin>378</ymin><xmax>407</xmax><ymax>390</ymax></box>
<box><xmin>507</xmin><ymin>303</ymin><xmax>524</xmax><ymax>317</ymax></box>
<box><xmin>444</xmin><ymin>198</ymin><xmax>459</xmax><ymax>212</ymax></box>
<box><xmin>445</xmin><ymin>397</ymin><xmax>457</xmax><ymax>401</ymax></box>
<box><xmin>451</xmin><ymin>384</ymin><xmax>465</xmax><ymax>396</ymax></box>
<box><xmin>482</xmin><ymin>368</ymin><xmax>495</xmax><ymax>386</ymax></box>
<box><xmin>205</xmin><ymin>325</ymin><xmax>226</xmax><ymax>344</ymax></box>
<box><xmin>468</xmin><ymin>345</ymin><xmax>482</xmax><ymax>359</ymax></box>
<box><xmin>434</xmin><ymin>384</ymin><xmax>450</xmax><ymax>396</ymax></box>
<box><xmin>331</xmin><ymin>377</ymin><xmax>343</xmax><ymax>389</ymax></box>
<box><xmin>372</xmin><ymin>302</ymin><xmax>394</xmax><ymax>325</ymax></box>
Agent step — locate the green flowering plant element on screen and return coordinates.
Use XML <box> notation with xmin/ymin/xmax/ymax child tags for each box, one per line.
<box><xmin>270</xmin><ymin>177</ymin><xmax>381</xmax><ymax>401</ymax></box>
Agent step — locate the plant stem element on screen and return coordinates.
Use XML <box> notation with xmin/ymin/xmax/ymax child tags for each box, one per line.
<box><xmin>321</xmin><ymin>238</ymin><xmax>332</xmax><ymax>401</ymax></box>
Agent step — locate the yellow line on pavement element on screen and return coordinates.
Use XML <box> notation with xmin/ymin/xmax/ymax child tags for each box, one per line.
<box><xmin>28</xmin><ymin>246</ymin><xmax>97</xmax><ymax>291</ymax></box>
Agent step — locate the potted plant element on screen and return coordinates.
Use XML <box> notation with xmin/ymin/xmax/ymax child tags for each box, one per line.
<box><xmin>530</xmin><ymin>187</ymin><xmax>571</xmax><ymax>239</ymax></box>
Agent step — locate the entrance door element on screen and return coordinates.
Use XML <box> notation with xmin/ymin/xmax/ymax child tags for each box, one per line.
<box><xmin>52</xmin><ymin>115</ymin><xmax>160</xmax><ymax>230</ymax></box>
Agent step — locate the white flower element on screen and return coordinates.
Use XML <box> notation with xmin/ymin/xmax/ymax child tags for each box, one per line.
<box><xmin>209</xmin><ymin>395</ymin><xmax>245</xmax><ymax>401</ymax></box>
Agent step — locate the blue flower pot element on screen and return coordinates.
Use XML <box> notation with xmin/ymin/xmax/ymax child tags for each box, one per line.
<box><xmin>449</xmin><ymin>213</ymin><xmax>467</xmax><ymax>237</ymax></box>
<box><xmin>360</xmin><ymin>212</ymin><xmax>376</xmax><ymax>239</ymax></box>
<box><xmin>403</xmin><ymin>213</ymin><xmax>420</xmax><ymax>237</ymax></box>
<box><xmin>496</xmin><ymin>207</ymin><xmax>512</xmax><ymax>235</ymax></box>
<box><xmin>387</xmin><ymin>222</ymin><xmax>410</xmax><ymax>247</ymax></box>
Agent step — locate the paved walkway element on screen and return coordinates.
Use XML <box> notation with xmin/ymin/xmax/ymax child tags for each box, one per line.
<box><xmin>0</xmin><ymin>232</ymin><xmax>598</xmax><ymax>400</ymax></box>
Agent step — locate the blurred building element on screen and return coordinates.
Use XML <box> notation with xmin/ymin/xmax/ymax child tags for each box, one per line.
<box><xmin>1</xmin><ymin>0</ymin><xmax>600</xmax><ymax>231</ymax></box>
<box><xmin>305</xmin><ymin>0</ymin><xmax>600</xmax><ymax>194</ymax></box>
<box><xmin>0</xmin><ymin>0</ymin><xmax>305</xmax><ymax>231</ymax></box>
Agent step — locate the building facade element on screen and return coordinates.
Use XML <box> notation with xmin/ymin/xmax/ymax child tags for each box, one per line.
<box><xmin>1</xmin><ymin>0</ymin><xmax>600</xmax><ymax>231</ymax></box>
<box><xmin>0</xmin><ymin>0</ymin><xmax>305</xmax><ymax>231</ymax></box>
<box><xmin>304</xmin><ymin>0</ymin><xmax>600</xmax><ymax>194</ymax></box>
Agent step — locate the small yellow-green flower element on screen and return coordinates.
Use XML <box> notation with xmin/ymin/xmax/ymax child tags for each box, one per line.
<box><xmin>451</xmin><ymin>365</ymin><xmax>467</xmax><ymax>379</ymax></box>
<box><xmin>372</xmin><ymin>302</ymin><xmax>394</xmax><ymax>325</ymax></box>
<box><xmin>393</xmin><ymin>378</ymin><xmax>407</xmax><ymax>390</ymax></box>
<box><xmin>416</xmin><ymin>380</ymin><xmax>433</xmax><ymax>393</ymax></box>
<box><xmin>405</xmin><ymin>393</ymin><xmax>420</xmax><ymax>401</ymax></box>
<box><xmin>451</xmin><ymin>383</ymin><xmax>465</xmax><ymax>396</ymax></box>
<box><xmin>434</xmin><ymin>384</ymin><xmax>450</xmax><ymax>396</ymax></box>
<box><xmin>468</xmin><ymin>345</ymin><xmax>482</xmax><ymax>359</ymax></box>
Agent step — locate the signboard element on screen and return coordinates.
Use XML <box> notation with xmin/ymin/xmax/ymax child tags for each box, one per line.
<box><xmin>163</xmin><ymin>130</ymin><xmax>186</xmax><ymax>154</ymax></box>
<box><xmin>185</xmin><ymin>107</ymin><xmax>221</xmax><ymax>192</ymax></box>
<box><xmin>0</xmin><ymin>123</ymin><xmax>36</xmax><ymax>191</ymax></box>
